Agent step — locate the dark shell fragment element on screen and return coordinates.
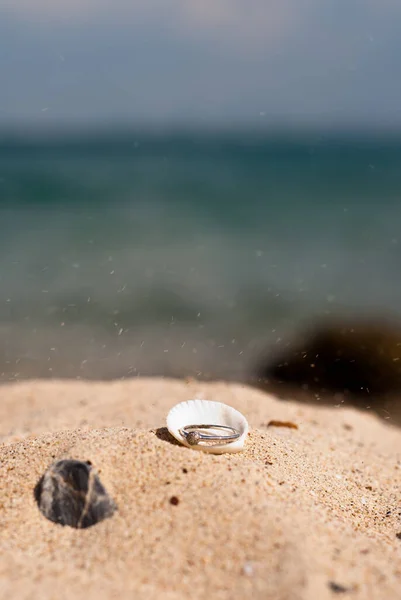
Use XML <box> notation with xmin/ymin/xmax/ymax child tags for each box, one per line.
<box><xmin>34</xmin><ymin>459</ymin><xmax>116</xmax><ymax>529</ymax></box>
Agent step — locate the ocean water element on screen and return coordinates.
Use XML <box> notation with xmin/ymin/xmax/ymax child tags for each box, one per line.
<box><xmin>1</xmin><ymin>131</ymin><xmax>401</xmax><ymax>383</ymax></box>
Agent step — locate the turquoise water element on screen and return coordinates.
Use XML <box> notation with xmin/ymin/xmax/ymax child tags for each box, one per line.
<box><xmin>1</xmin><ymin>131</ymin><xmax>401</xmax><ymax>382</ymax></box>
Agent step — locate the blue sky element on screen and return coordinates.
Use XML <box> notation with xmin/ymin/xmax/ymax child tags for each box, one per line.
<box><xmin>1</xmin><ymin>0</ymin><xmax>401</xmax><ymax>129</ymax></box>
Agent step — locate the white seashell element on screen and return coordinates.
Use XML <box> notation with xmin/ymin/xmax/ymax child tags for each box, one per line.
<box><xmin>166</xmin><ymin>399</ymin><xmax>249</xmax><ymax>454</ymax></box>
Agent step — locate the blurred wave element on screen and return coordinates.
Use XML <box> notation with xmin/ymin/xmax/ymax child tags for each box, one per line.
<box><xmin>1</xmin><ymin>131</ymin><xmax>401</xmax><ymax>382</ymax></box>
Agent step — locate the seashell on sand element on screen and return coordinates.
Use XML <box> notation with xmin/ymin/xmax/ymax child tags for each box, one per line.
<box><xmin>166</xmin><ymin>399</ymin><xmax>249</xmax><ymax>454</ymax></box>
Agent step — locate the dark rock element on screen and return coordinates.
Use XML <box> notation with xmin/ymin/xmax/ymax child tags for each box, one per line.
<box><xmin>328</xmin><ymin>581</ymin><xmax>350</xmax><ymax>594</ymax></box>
<box><xmin>34</xmin><ymin>459</ymin><xmax>116</xmax><ymax>529</ymax></box>
<box><xmin>256</xmin><ymin>318</ymin><xmax>401</xmax><ymax>398</ymax></box>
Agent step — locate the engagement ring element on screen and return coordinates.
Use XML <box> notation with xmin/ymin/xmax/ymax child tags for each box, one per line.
<box><xmin>180</xmin><ymin>424</ymin><xmax>241</xmax><ymax>447</ymax></box>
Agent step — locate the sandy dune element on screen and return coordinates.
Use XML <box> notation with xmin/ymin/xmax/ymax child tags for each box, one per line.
<box><xmin>1</xmin><ymin>378</ymin><xmax>401</xmax><ymax>599</ymax></box>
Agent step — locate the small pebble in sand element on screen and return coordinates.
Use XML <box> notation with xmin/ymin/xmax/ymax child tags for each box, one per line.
<box><xmin>242</xmin><ymin>562</ymin><xmax>254</xmax><ymax>577</ymax></box>
<box><xmin>267</xmin><ymin>420</ymin><xmax>298</xmax><ymax>430</ymax></box>
<box><xmin>328</xmin><ymin>581</ymin><xmax>350</xmax><ymax>594</ymax></box>
<box><xmin>34</xmin><ymin>459</ymin><xmax>116</xmax><ymax>529</ymax></box>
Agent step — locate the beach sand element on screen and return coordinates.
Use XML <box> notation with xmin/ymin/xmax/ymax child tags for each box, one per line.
<box><xmin>1</xmin><ymin>378</ymin><xmax>401</xmax><ymax>599</ymax></box>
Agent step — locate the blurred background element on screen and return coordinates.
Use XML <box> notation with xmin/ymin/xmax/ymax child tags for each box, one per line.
<box><xmin>1</xmin><ymin>1</ymin><xmax>401</xmax><ymax>395</ymax></box>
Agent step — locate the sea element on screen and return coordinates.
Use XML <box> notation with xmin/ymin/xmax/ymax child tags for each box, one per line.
<box><xmin>1</xmin><ymin>130</ymin><xmax>401</xmax><ymax>383</ymax></box>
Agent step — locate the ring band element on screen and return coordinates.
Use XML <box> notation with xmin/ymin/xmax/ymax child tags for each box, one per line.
<box><xmin>180</xmin><ymin>424</ymin><xmax>241</xmax><ymax>447</ymax></box>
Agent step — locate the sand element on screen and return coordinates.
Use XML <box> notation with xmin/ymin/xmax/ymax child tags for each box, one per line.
<box><xmin>1</xmin><ymin>377</ymin><xmax>401</xmax><ymax>599</ymax></box>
